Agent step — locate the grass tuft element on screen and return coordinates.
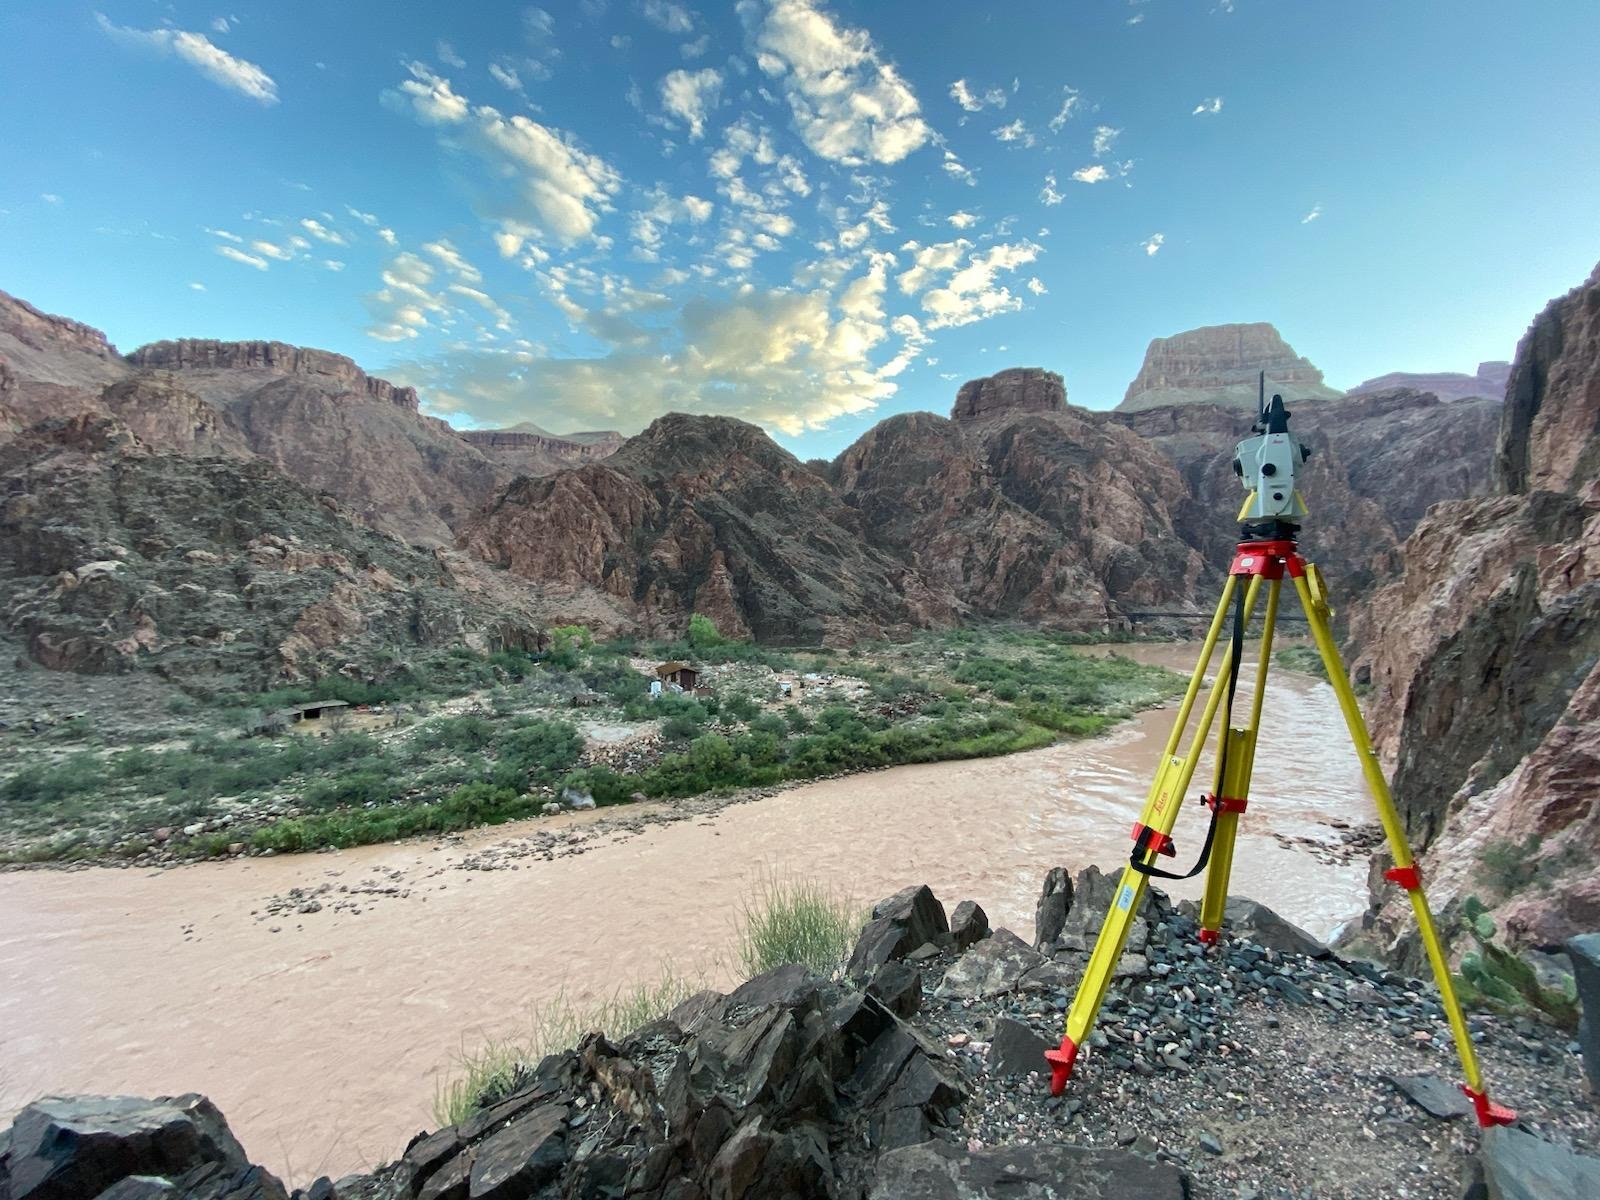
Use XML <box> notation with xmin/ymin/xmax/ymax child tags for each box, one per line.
<box><xmin>736</xmin><ymin>877</ymin><xmax>865</xmax><ymax>978</ymax></box>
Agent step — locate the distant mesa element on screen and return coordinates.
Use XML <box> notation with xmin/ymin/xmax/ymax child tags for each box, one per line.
<box><xmin>1117</xmin><ymin>322</ymin><xmax>1341</xmax><ymax>412</ymax></box>
<box><xmin>1345</xmin><ymin>360</ymin><xmax>1511</xmax><ymax>403</ymax></box>
<box><xmin>950</xmin><ymin>367</ymin><xmax>1066</xmax><ymax>421</ymax></box>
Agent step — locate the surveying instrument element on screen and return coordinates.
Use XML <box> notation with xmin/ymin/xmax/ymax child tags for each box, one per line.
<box><xmin>1044</xmin><ymin>378</ymin><xmax>1515</xmax><ymax>1128</ymax></box>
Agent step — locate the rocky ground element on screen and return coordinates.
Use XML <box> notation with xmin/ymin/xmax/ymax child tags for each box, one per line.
<box><xmin>8</xmin><ymin>871</ymin><xmax>1597</xmax><ymax>1200</ymax></box>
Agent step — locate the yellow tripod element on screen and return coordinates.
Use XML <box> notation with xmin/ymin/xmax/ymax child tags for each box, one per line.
<box><xmin>1044</xmin><ymin>517</ymin><xmax>1515</xmax><ymax>1129</ymax></box>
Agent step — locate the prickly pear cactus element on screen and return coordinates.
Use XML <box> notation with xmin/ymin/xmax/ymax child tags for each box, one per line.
<box><xmin>1453</xmin><ymin>895</ymin><xmax>1579</xmax><ymax>1030</ymax></box>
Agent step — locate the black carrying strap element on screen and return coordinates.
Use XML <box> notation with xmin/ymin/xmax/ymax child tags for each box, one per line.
<box><xmin>1131</xmin><ymin>580</ymin><xmax>1247</xmax><ymax>881</ymax></box>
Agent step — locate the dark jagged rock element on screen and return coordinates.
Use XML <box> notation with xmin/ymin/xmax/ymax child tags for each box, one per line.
<box><xmin>985</xmin><ymin>1018</ymin><xmax>1053</xmax><ymax>1078</ymax></box>
<box><xmin>1478</xmin><ymin>1126</ymin><xmax>1600</xmax><ymax>1200</ymax></box>
<box><xmin>1385</xmin><ymin>1073</ymin><xmax>1473</xmax><ymax>1120</ymax></box>
<box><xmin>847</xmin><ymin>886</ymin><xmax>950</xmax><ymax>982</ymax></box>
<box><xmin>0</xmin><ymin>1094</ymin><xmax>260</xmax><ymax>1200</ymax></box>
<box><xmin>1567</xmin><ymin>933</ymin><xmax>1600</xmax><ymax>1093</ymax></box>
<box><xmin>1223</xmin><ymin>897</ymin><xmax>1329</xmax><ymax>959</ymax></box>
<box><xmin>1033</xmin><ymin>867</ymin><xmax>1071</xmax><ymax>948</ymax></box>
<box><xmin>933</xmin><ymin>930</ymin><xmax>1044</xmax><ymax>1001</ymax></box>
<box><xmin>948</xmin><ymin>901</ymin><xmax>989</xmax><ymax>950</ymax></box>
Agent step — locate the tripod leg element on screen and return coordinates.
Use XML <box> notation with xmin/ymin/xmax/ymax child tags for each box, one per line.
<box><xmin>1290</xmin><ymin>563</ymin><xmax>1514</xmax><ymax>1128</ymax></box>
<box><xmin>1048</xmin><ymin>575</ymin><xmax>1264</xmax><ymax>1094</ymax></box>
<box><xmin>1197</xmin><ymin>576</ymin><xmax>1280</xmax><ymax>944</ymax></box>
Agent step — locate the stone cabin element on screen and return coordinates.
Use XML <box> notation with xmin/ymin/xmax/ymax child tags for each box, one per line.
<box><xmin>284</xmin><ymin>700</ymin><xmax>351</xmax><ymax>724</ymax></box>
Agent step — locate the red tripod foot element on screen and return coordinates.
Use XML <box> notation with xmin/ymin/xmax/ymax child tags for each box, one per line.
<box><xmin>1461</xmin><ymin>1085</ymin><xmax>1516</xmax><ymax>1128</ymax></box>
<box><xmin>1198</xmin><ymin>928</ymin><xmax>1220</xmax><ymax>947</ymax></box>
<box><xmin>1045</xmin><ymin>1035</ymin><xmax>1078</xmax><ymax>1096</ymax></box>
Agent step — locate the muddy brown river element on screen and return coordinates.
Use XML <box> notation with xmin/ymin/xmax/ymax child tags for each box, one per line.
<box><xmin>0</xmin><ymin>645</ymin><xmax>1377</xmax><ymax>1185</ymax></box>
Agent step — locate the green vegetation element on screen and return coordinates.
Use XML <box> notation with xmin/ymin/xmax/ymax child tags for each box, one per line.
<box><xmin>0</xmin><ymin>625</ymin><xmax>1184</xmax><ymax>863</ymax></box>
<box><xmin>1477</xmin><ymin>833</ymin><xmax>1544</xmax><ymax>894</ymax></box>
<box><xmin>736</xmin><ymin>878</ymin><xmax>864</xmax><ymax>977</ymax></box>
<box><xmin>1273</xmin><ymin>643</ymin><xmax>1329</xmax><ymax>680</ymax></box>
<box><xmin>1452</xmin><ymin>895</ymin><xmax>1578</xmax><ymax>1030</ymax></box>
<box><xmin>433</xmin><ymin>969</ymin><xmax>704</xmax><ymax>1126</ymax></box>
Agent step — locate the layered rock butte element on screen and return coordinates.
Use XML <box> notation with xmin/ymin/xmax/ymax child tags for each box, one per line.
<box><xmin>1348</xmin><ymin>261</ymin><xmax>1600</xmax><ymax>958</ymax></box>
<box><xmin>1117</xmin><ymin>322</ymin><xmax>1343</xmax><ymax>412</ymax></box>
<box><xmin>1347</xmin><ymin>360</ymin><xmax>1512</xmax><ymax>403</ymax></box>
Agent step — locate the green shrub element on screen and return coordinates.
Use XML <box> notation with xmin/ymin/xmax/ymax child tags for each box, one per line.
<box><xmin>1478</xmin><ymin>834</ymin><xmax>1543</xmax><ymax>894</ymax></box>
<box><xmin>1274</xmin><ymin>644</ymin><xmax>1329</xmax><ymax>680</ymax></box>
<box><xmin>301</xmin><ymin>770</ymin><xmax>399</xmax><ymax>810</ymax></box>
<box><xmin>494</xmin><ymin>719</ymin><xmax>583</xmax><ymax>781</ymax></box>
<box><xmin>737</xmin><ymin>878</ymin><xmax>864</xmax><ymax>977</ymax></box>
<box><xmin>721</xmin><ymin>693</ymin><xmax>760</xmax><ymax>723</ymax></box>
<box><xmin>687</xmin><ymin>614</ymin><xmax>725</xmax><ymax>648</ymax></box>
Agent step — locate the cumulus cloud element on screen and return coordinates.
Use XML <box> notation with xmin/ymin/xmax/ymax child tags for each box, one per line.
<box><xmin>947</xmin><ymin>211</ymin><xmax>978</xmax><ymax>229</ymax></box>
<box><xmin>299</xmin><ymin>217</ymin><xmax>346</xmax><ymax>245</ymax></box>
<box><xmin>1301</xmin><ymin>203</ymin><xmax>1323</xmax><ymax>224</ymax></box>
<box><xmin>659</xmin><ymin>67</ymin><xmax>722</xmax><ymax>139</ymax></box>
<box><xmin>1092</xmin><ymin>125</ymin><xmax>1120</xmax><ymax>156</ymax></box>
<box><xmin>1039</xmin><ymin>172</ymin><xmax>1064</xmax><ymax>205</ymax></box>
<box><xmin>436</xmin><ymin>40</ymin><xmax>467</xmax><ymax>69</ymax></box>
<box><xmin>423</xmin><ymin>238</ymin><xmax>483</xmax><ymax>281</ymax></box>
<box><xmin>250</xmin><ymin>239</ymin><xmax>292</xmax><ymax>260</ymax></box>
<box><xmin>642</xmin><ymin>0</ymin><xmax>696</xmax><ymax>33</ymax></box>
<box><xmin>1048</xmin><ymin>86</ymin><xmax>1081</xmax><ymax>131</ymax></box>
<box><xmin>949</xmin><ymin>78</ymin><xmax>1005</xmax><ymax>112</ymax></box>
<box><xmin>489</xmin><ymin>61</ymin><xmax>525</xmax><ymax>93</ymax></box>
<box><xmin>994</xmin><ymin>119</ymin><xmax>1034</xmax><ymax>148</ymax></box>
<box><xmin>216</xmin><ymin>244</ymin><xmax>269</xmax><ymax>269</ymax></box>
<box><xmin>385</xmin><ymin>62</ymin><xmax>621</xmax><ymax>246</ymax></box>
<box><xmin>1142</xmin><ymin>232</ymin><xmax>1164</xmax><ymax>256</ymax></box>
<box><xmin>1072</xmin><ymin>160</ymin><xmax>1132</xmax><ymax>184</ymax></box>
<box><xmin>1025</xmin><ymin>277</ymin><xmax>1047</xmax><ymax>295</ymax></box>
<box><xmin>745</xmin><ymin>0</ymin><xmax>931</xmax><ymax>166</ymax></box>
<box><xmin>914</xmin><ymin>241</ymin><xmax>1041</xmax><ymax>329</ymax></box>
<box><xmin>941</xmin><ymin>151</ymin><xmax>975</xmax><ymax>185</ymax></box>
<box><xmin>96</xmin><ymin>13</ymin><xmax>278</xmax><ymax>104</ymax></box>
<box><xmin>385</xmin><ymin>284</ymin><xmax>901</xmax><ymax>436</ymax></box>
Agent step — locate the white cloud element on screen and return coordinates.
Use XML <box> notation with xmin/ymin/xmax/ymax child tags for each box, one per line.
<box><xmin>40</xmin><ymin>193</ymin><xmax>62</xmax><ymax>205</ymax></box>
<box><xmin>1025</xmin><ymin>277</ymin><xmax>1046</xmax><ymax>295</ymax></box>
<box><xmin>947</xmin><ymin>211</ymin><xmax>978</xmax><ymax>229</ymax></box>
<box><xmin>941</xmin><ymin>152</ymin><xmax>975</xmax><ymax>186</ymax></box>
<box><xmin>1092</xmin><ymin>125</ymin><xmax>1120</xmax><ymax>156</ymax></box>
<box><xmin>423</xmin><ymin>238</ymin><xmax>483</xmax><ymax>282</ymax></box>
<box><xmin>1302</xmin><ymin>203</ymin><xmax>1323</xmax><ymax>224</ymax></box>
<box><xmin>386</xmin><ymin>63</ymin><xmax>621</xmax><ymax>245</ymax></box>
<box><xmin>188</xmin><ymin>281</ymin><xmax>207</xmax><ymax>291</ymax></box>
<box><xmin>949</xmin><ymin>78</ymin><xmax>1005</xmax><ymax>112</ymax></box>
<box><xmin>1192</xmin><ymin>96</ymin><xmax>1223</xmax><ymax>115</ymax></box>
<box><xmin>642</xmin><ymin>0</ymin><xmax>696</xmax><ymax>33</ymax></box>
<box><xmin>345</xmin><ymin>206</ymin><xmax>381</xmax><ymax>227</ymax></box>
<box><xmin>1142</xmin><ymin>232</ymin><xmax>1164</xmax><ymax>256</ymax></box>
<box><xmin>436</xmin><ymin>40</ymin><xmax>467</xmax><ymax>69</ymax></box>
<box><xmin>210</xmin><ymin>17</ymin><xmax>230</xmax><ymax>33</ymax></box>
<box><xmin>745</xmin><ymin>0</ymin><xmax>931</xmax><ymax>166</ymax></box>
<box><xmin>379</xmin><ymin>227</ymin><xmax>398</xmax><ymax>245</ymax></box>
<box><xmin>1039</xmin><ymin>172</ymin><xmax>1063</xmax><ymax>205</ymax></box>
<box><xmin>680</xmin><ymin>34</ymin><xmax>710</xmax><ymax>58</ymax></box>
<box><xmin>1070</xmin><ymin>161</ymin><xmax>1133</xmax><ymax>184</ymax></box>
<box><xmin>324</xmin><ymin>259</ymin><xmax>346</xmax><ymax>271</ymax></box>
<box><xmin>659</xmin><ymin>67</ymin><xmax>722</xmax><ymax>139</ymax></box>
<box><xmin>299</xmin><ymin>217</ymin><xmax>346</xmax><ymax>245</ymax></box>
<box><xmin>895</xmin><ymin>239</ymin><xmax>970</xmax><ymax>295</ymax></box>
<box><xmin>96</xmin><ymin>13</ymin><xmax>278</xmax><ymax>104</ymax></box>
<box><xmin>916</xmin><ymin>241</ymin><xmax>1041</xmax><ymax>329</ymax></box>
<box><xmin>1048</xmin><ymin>85</ymin><xmax>1082</xmax><ymax>132</ymax></box>
<box><xmin>489</xmin><ymin>61</ymin><xmax>524</xmax><ymax>93</ymax></box>
<box><xmin>994</xmin><ymin>119</ymin><xmax>1034</xmax><ymax>148</ymax></box>
<box><xmin>217</xmin><ymin>244</ymin><xmax>269</xmax><ymax>269</ymax></box>
<box><xmin>205</xmin><ymin>226</ymin><xmax>242</xmax><ymax>242</ymax></box>
<box><xmin>250</xmin><ymin>239</ymin><xmax>292</xmax><ymax>260</ymax></box>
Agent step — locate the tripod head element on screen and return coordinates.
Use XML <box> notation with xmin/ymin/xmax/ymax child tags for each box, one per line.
<box><xmin>1232</xmin><ymin>371</ymin><xmax>1311</xmax><ymax>531</ymax></box>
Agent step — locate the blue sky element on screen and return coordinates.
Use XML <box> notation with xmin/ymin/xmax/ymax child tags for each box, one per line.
<box><xmin>2</xmin><ymin>1</ymin><xmax>1597</xmax><ymax>460</ymax></box>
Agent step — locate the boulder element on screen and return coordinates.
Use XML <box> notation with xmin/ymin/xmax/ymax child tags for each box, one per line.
<box><xmin>847</xmin><ymin>886</ymin><xmax>948</xmax><ymax>980</ymax></box>
<box><xmin>868</xmin><ymin>1140</ymin><xmax>1187</xmax><ymax>1199</ymax></box>
<box><xmin>728</xmin><ymin>963</ymin><xmax>824</xmax><ymax>1014</ymax></box>
<box><xmin>466</xmin><ymin>1106</ymin><xmax>567</xmax><ymax>1200</ymax></box>
<box><xmin>865</xmin><ymin>961</ymin><xmax>922</xmax><ymax>1019</ymax></box>
<box><xmin>934</xmin><ymin>930</ymin><xmax>1045</xmax><ymax>1000</ymax></box>
<box><xmin>1565</xmin><ymin>933</ymin><xmax>1600</xmax><ymax>1093</ymax></box>
<box><xmin>1</xmin><ymin>1094</ymin><xmax>254</xmax><ymax>1200</ymax></box>
<box><xmin>949</xmin><ymin>900</ymin><xmax>990</xmax><ymax>950</ymax></box>
<box><xmin>1224</xmin><ymin>897</ymin><xmax>1329</xmax><ymax>959</ymax></box>
<box><xmin>985</xmin><ymin>1018</ymin><xmax>1053</xmax><ymax>1078</ymax></box>
<box><xmin>1479</xmin><ymin>1126</ymin><xmax>1600</xmax><ymax>1200</ymax></box>
<box><xmin>1033</xmin><ymin>868</ymin><xmax>1071</xmax><ymax>948</ymax></box>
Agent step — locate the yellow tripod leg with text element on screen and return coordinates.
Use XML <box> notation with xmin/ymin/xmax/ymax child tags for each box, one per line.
<box><xmin>1046</xmin><ymin>574</ymin><xmax>1264</xmax><ymax>1094</ymax></box>
<box><xmin>1197</xmin><ymin>576</ymin><xmax>1280</xmax><ymax>944</ymax></box>
<box><xmin>1291</xmin><ymin>560</ymin><xmax>1515</xmax><ymax>1127</ymax></box>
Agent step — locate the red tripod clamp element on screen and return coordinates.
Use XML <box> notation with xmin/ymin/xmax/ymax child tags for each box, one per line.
<box><xmin>1460</xmin><ymin>1084</ymin><xmax>1516</xmax><ymax>1128</ymax></box>
<box><xmin>1045</xmin><ymin>1035</ymin><xmax>1078</xmax><ymax>1096</ymax></box>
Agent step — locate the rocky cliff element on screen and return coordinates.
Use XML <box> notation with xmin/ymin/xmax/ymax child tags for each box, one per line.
<box><xmin>1348</xmin><ymin>361</ymin><xmax>1511</xmax><ymax>404</ymax></box>
<box><xmin>834</xmin><ymin>383</ymin><xmax>1204</xmax><ymax>628</ymax></box>
<box><xmin>460</xmin><ymin>413</ymin><xmax>956</xmax><ymax>645</ymax></box>
<box><xmin>1118</xmin><ymin>322</ymin><xmax>1342</xmax><ymax>412</ymax></box>
<box><xmin>0</xmin><ymin>414</ymin><xmax>613</xmax><ymax>688</ymax></box>
<box><xmin>1348</xmin><ymin>262</ymin><xmax>1600</xmax><ymax>958</ymax></box>
<box><xmin>459</xmin><ymin>426</ymin><xmax>626</xmax><ymax>477</ymax></box>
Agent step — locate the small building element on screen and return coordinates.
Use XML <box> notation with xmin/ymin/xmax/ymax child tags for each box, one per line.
<box><xmin>655</xmin><ymin>661</ymin><xmax>700</xmax><ymax>691</ymax></box>
<box><xmin>284</xmin><ymin>699</ymin><xmax>351</xmax><ymax>724</ymax></box>
<box><xmin>570</xmin><ymin>691</ymin><xmax>603</xmax><ymax>707</ymax></box>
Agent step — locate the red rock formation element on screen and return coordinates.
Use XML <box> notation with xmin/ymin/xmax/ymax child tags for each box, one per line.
<box><xmin>1118</xmin><ymin>322</ymin><xmax>1341</xmax><ymax>412</ymax></box>
<box><xmin>950</xmin><ymin>367</ymin><xmax>1065</xmax><ymax>422</ymax></box>
<box><xmin>458</xmin><ymin>427</ymin><xmax>623</xmax><ymax>476</ymax></box>
<box><xmin>1347</xmin><ymin>262</ymin><xmax>1600</xmax><ymax>959</ymax></box>
<box><xmin>129</xmin><ymin>339</ymin><xmax>420</xmax><ymax>409</ymax></box>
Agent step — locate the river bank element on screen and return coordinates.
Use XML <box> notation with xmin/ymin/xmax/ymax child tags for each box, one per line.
<box><xmin>0</xmin><ymin>646</ymin><xmax>1379</xmax><ymax>1184</ymax></box>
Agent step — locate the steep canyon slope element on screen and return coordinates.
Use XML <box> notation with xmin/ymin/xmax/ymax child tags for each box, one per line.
<box><xmin>1349</xmin><ymin>262</ymin><xmax>1600</xmax><ymax>956</ymax></box>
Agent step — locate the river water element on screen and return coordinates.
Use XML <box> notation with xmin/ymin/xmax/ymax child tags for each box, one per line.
<box><xmin>0</xmin><ymin>644</ymin><xmax>1377</xmax><ymax>1184</ymax></box>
